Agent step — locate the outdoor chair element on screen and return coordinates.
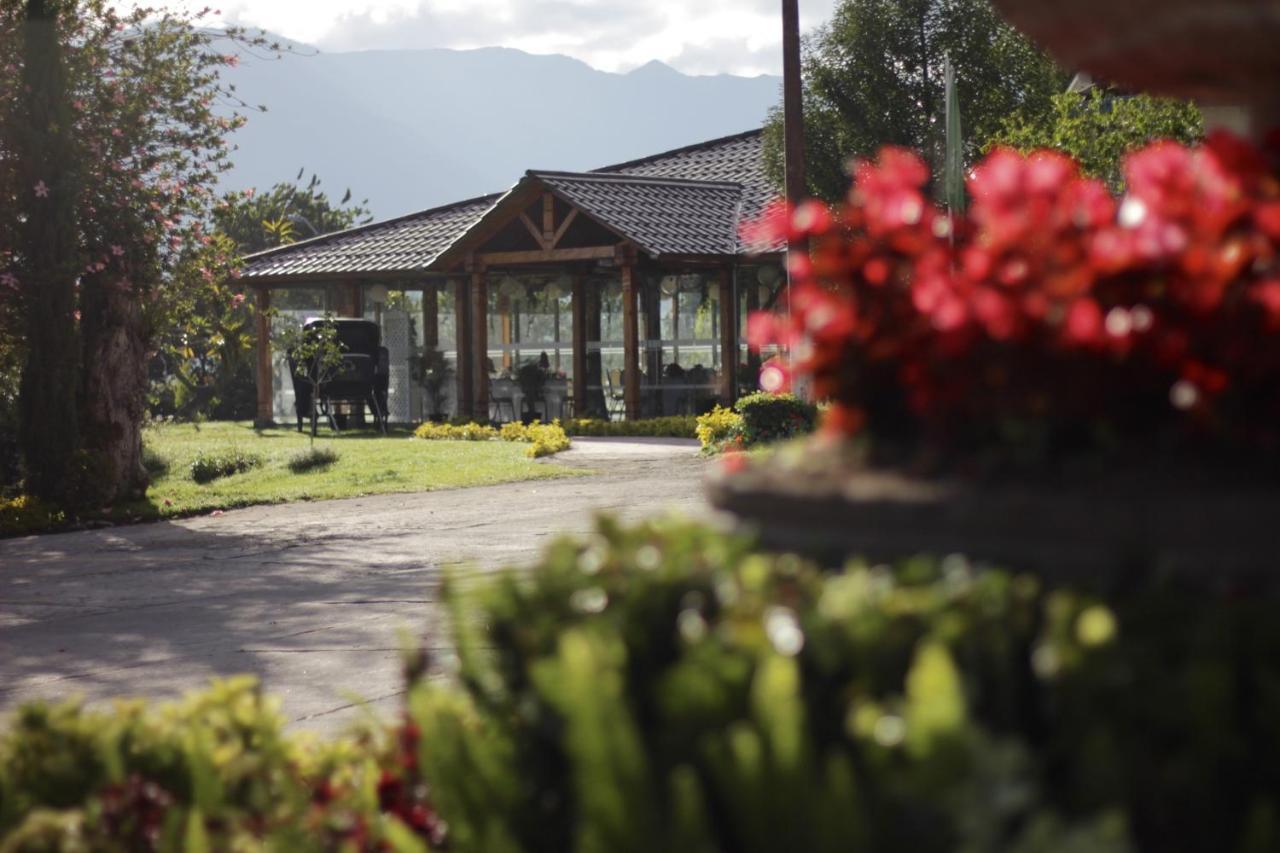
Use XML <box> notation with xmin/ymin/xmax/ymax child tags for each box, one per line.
<box><xmin>605</xmin><ymin>369</ymin><xmax>626</xmax><ymax>419</ymax></box>
<box><xmin>490</xmin><ymin>376</ymin><xmax>517</xmax><ymax>423</ymax></box>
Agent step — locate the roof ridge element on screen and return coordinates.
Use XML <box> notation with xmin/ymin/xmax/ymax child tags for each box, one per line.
<box><xmin>591</xmin><ymin>128</ymin><xmax>765</xmax><ymax>174</ymax></box>
<box><xmin>530</xmin><ymin>169</ymin><xmax>744</xmax><ymax>189</ymax></box>
<box><xmin>242</xmin><ymin>191</ymin><xmax>503</xmax><ymax>262</ymax></box>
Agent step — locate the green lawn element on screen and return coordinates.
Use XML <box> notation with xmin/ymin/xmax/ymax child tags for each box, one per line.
<box><xmin>121</xmin><ymin>421</ymin><xmax>582</xmax><ymax>522</ymax></box>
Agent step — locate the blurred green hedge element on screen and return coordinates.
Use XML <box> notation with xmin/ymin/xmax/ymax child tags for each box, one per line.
<box><xmin>5</xmin><ymin>519</ymin><xmax>1280</xmax><ymax>851</ymax></box>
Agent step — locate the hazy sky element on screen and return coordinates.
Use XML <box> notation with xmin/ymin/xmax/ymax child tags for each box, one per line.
<box><xmin>202</xmin><ymin>0</ymin><xmax>840</xmax><ymax>76</ymax></box>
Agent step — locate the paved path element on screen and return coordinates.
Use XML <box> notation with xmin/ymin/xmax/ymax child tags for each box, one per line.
<box><xmin>0</xmin><ymin>438</ymin><xmax>716</xmax><ymax>734</ymax></box>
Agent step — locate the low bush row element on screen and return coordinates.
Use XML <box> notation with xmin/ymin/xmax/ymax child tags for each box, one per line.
<box><xmin>562</xmin><ymin>416</ymin><xmax>699</xmax><ymax>439</ymax></box>
<box><xmin>5</xmin><ymin>518</ymin><xmax>1279</xmax><ymax>851</ymax></box>
<box><xmin>413</xmin><ymin>420</ymin><xmax>572</xmax><ymax>459</ymax></box>
<box><xmin>188</xmin><ymin>449</ymin><xmax>263</xmax><ymax>484</ymax></box>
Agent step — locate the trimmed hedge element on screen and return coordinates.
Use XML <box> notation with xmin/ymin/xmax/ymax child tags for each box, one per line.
<box><xmin>7</xmin><ymin>518</ymin><xmax>1280</xmax><ymax>851</ymax></box>
<box><xmin>414</xmin><ymin>420</ymin><xmax>572</xmax><ymax>459</ymax></box>
<box><xmin>563</xmin><ymin>417</ymin><xmax>699</xmax><ymax>439</ymax></box>
<box><xmin>734</xmin><ymin>392</ymin><xmax>819</xmax><ymax>446</ymax></box>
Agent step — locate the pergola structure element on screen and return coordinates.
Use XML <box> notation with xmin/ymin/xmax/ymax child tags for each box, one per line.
<box><xmin>242</xmin><ymin>129</ymin><xmax>785</xmax><ymax>425</ymax></box>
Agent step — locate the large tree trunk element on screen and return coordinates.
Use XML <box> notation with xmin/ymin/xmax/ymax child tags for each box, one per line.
<box><xmin>17</xmin><ymin>0</ymin><xmax>82</xmax><ymax>503</ymax></box>
<box><xmin>80</xmin><ymin>265</ymin><xmax>149</xmax><ymax>502</ymax></box>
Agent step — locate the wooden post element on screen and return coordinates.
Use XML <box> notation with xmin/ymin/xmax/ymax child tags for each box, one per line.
<box><xmin>423</xmin><ymin>282</ymin><xmax>439</xmax><ymax>350</ymax></box>
<box><xmin>343</xmin><ymin>281</ymin><xmax>361</xmax><ymax>317</ymax></box>
<box><xmin>456</xmin><ymin>277</ymin><xmax>473</xmax><ymax>420</ymax></box>
<box><xmin>472</xmin><ymin>267</ymin><xmax>489</xmax><ymax>422</ymax></box>
<box><xmin>746</xmin><ymin>273</ymin><xmax>762</xmax><ymax>389</ymax></box>
<box><xmin>499</xmin><ymin>293</ymin><xmax>513</xmax><ymax>370</ymax></box>
<box><xmin>254</xmin><ymin>286</ymin><xmax>273</xmax><ymax>427</ymax></box>
<box><xmin>572</xmin><ymin>275</ymin><xmax>587</xmax><ymax>418</ymax></box>
<box><xmin>718</xmin><ymin>267</ymin><xmax>738</xmax><ymax>405</ymax></box>
<box><xmin>622</xmin><ymin>260</ymin><xmax>641</xmax><ymax>420</ymax></box>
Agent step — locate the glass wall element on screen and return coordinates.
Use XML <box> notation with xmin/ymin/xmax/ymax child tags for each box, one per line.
<box><xmin>486</xmin><ymin>274</ymin><xmax>574</xmax><ymax>421</ymax></box>
<box><xmin>736</xmin><ymin>263</ymin><xmax>787</xmax><ymax>397</ymax></box>
<box><xmin>364</xmin><ymin>281</ymin><xmax>462</xmax><ymax>423</ymax></box>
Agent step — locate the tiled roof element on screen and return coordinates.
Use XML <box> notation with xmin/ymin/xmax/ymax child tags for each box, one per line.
<box><xmin>243</xmin><ymin>129</ymin><xmax>780</xmax><ymax>280</ymax></box>
<box><xmin>536</xmin><ymin>172</ymin><xmax>743</xmax><ymax>257</ymax></box>
<box><xmin>241</xmin><ymin>194</ymin><xmax>498</xmax><ymax>280</ymax></box>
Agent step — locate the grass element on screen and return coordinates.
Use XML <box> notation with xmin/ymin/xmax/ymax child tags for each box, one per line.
<box><xmin>108</xmin><ymin>421</ymin><xmax>583</xmax><ymax>523</ymax></box>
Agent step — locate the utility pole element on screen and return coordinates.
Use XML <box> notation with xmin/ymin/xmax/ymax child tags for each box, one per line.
<box><xmin>781</xmin><ymin>0</ymin><xmax>811</xmax><ymax>399</ymax></box>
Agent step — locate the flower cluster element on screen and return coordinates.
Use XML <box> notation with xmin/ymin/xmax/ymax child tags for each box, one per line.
<box><xmin>748</xmin><ymin>133</ymin><xmax>1280</xmax><ymax>464</ymax></box>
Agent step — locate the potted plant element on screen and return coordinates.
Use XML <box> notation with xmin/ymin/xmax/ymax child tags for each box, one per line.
<box><xmin>714</xmin><ymin>134</ymin><xmax>1280</xmax><ymax>585</ymax></box>
<box><xmin>516</xmin><ymin>360</ymin><xmax>547</xmax><ymax>425</ymax></box>
<box><xmin>411</xmin><ymin>347</ymin><xmax>453</xmax><ymax>423</ymax></box>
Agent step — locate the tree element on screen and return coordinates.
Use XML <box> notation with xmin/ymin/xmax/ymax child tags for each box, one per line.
<box><xmin>275</xmin><ymin>316</ymin><xmax>346</xmax><ymax>442</ymax></box>
<box><xmin>5</xmin><ymin>0</ymin><xmax>82</xmax><ymax>501</ymax></box>
<box><xmin>764</xmin><ymin>0</ymin><xmax>1068</xmax><ymax>202</ymax></box>
<box><xmin>147</xmin><ymin>177</ymin><xmax>371</xmax><ymax>422</ymax></box>
<box><xmin>990</xmin><ymin>88</ymin><xmax>1204</xmax><ymax>191</ymax></box>
<box><xmin>0</xmin><ymin>2</ymin><xmax>275</xmax><ymax>503</ymax></box>
<box><xmin>214</xmin><ymin>172</ymin><xmax>372</xmax><ymax>255</ymax></box>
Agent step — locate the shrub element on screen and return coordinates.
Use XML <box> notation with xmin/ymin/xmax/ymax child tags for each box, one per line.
<box><xmin>413</xmin><ymin>422</ymin><xmax>498</xmax><ymax>442</ymax></box>
<box><xmin>523</xmin><ymin>421</ymin><xmax>571</xmax><ymax>458</ymax></box>
<box><xmin>409</xmin><ymin>519</ymin><xmax>1280</xmax><ymax>853</ymax></box>
<box><xmin>734</xmin><ymin>392</ymin><xmax>819</xmax><ymax>445</ymax></box>
<box><xmin>563</xmin><ymin>416</ymin><xmax>699</xmax><ymax>439</ymax></box>
<box><xmin>695</xmin><ymin>405</ymin><xmax>744</xmax><ymax>451</ymax></box>
<box><xmin>414</xmin><ymin>420</ymin><xmax>572</xmax><ymax>458</ymax></box>
<box><xmin>0</xmin><ymin>495</ymin><xmax>61</xmax><ymax>538</ymax></box>
<box><xmin>5</xmin><ymin>519</ymin><xmax>1280</xmax><ymax>851</ymax></box>
<box><xmin>287</xmin><ymin>446</ymin><xmax>339</xmax><ymax>474</ymax></box>
<box><xmin>188</xmin><ymin>449</ymin><xmax>262</xmax><ymax>484</ymax></box>
<box><xmin>0</xmin><ymin>677</ymin><xmax>444</xmax><ymax>850</ymax></box>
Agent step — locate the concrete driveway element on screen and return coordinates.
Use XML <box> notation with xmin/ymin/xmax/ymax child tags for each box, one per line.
<box><xmin>0</xmin><ymin>438</ymin><xmax>716</xmax><ymax>734</ymax></box>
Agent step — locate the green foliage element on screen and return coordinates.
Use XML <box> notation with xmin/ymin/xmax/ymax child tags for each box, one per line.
<box><xmin>990</xmin><ymin>88</ymin><xmax>1204</xmax><ymax>190</ymax></box>
<box><xmin>414</xmin><ymin>422</ymin><xmax>499</xmax><ymax>442</ymax></box>
<box><xmin>6</xmin><ymin>519</ymin><xmax>1280</xmax><ymax>850</ymax></box>
<box><xmin>764</xmin><ymin>0</ymin><xmax>1068</xmax><ymax>202</ymax></box>
<box><xmin>0</xmin><ymin>494</ymin><xmax>60</xmax><ymax>537</ymax></box>
<box><xmin>212</xmin><ymin>173</ymin><xmax>373</xmax><ymax>257</ymax></box>
<box><xmin>522</xmin><ymin>422</ymin><xmax>572</xmax><ymax>459</ymax></box>
<box><xmin>188</xmin><ymin>448</ymin><xmax>262</xmax><ymax>484</ymax></box>
<box><xmin>563</xmin><ymin>417</ymin><xmax>699</xmax><ymax>439</ymax></box>
<box><xmin>734</xmin><ymin>392</ymin><xmax>819</xmax><ymax>446</ymax></box>
<box><xmin>408</xmin><ymin>518</ymin><xmax>1280</xmax><ymax>853</ymax></box>
<box><xmin>0</xmin><ymin>677</ymin><xmax>441</xmax><ymax>851</ymax></box>
<box><xmin>286</xmin><ymin>446</ymin><xmax>339</xmax><ymax>474</ymax></box>
<box><xmin>695</xmin><ymin>405</ymin><xmax>744</xmax><ymax>451</ymax></box>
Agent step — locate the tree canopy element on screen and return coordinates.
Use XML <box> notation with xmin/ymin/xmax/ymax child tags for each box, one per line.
<box><xmin>765</xmin><ymin>0</ymin><xmax>1069</xmax><ymax>202</ymax></box>
<box><xmin>0</xmin><ymin>1</ymin><xmax>275</xmax><ymax>502</ymax></box>
<box><xmin>990</xmin><ymin>88</ymin><xmax>1204</xmax><ymax>191</ymax></box>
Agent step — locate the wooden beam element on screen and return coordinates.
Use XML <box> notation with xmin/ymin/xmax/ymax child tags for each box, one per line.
<box><xmin>478</xmin><ymin>245</ymin><xmax>619</xmax><ymax>266</ymax></box>
<box><xmin>746</xmin><ymin>272</ymin><xmax>762</xmax><ymax>389</ymax></box>
<box><xmin>519</xmin><ymin>212</ymin><xmax>549</xmax><ymax>250</ymax></box>
<box><xmin>550</xmin><ymin>208</ymin><xmax>579</xmax><ymax>249</ymax></box>
<box><xmin>254</xmin><ymin>286</ymin><xmax>273</xmax><ymax>427</ymax></box>
<box><xmin>471</xmin><ymin>268</ymin><xmax>490</xmax><ymax>422</ymax></box>
<box><xmin>423</xmin><ymin>282</ymin><xmax>439</xmax><ymax>350</ymax></box>
<box><xmin>718</xmin><ymin>266</ymin><xmax>737</xmax><ymax>405</ymax></box>
<box><xmin>456</xmin><ymin>276</ymin><xmax>474</xmax><ymax>420</ymax></box>
<box><xmin>542</xmin><ymin>193</ymin><xmax>555</xmax><ymax>245</ymax></box>
<box><xmin>622</xmin><ymin>262</ymin><xmax>641</xmax><ymax>420</ymax></box>
<box><xmin>499</xmin><ymin>293</ymin><xmax>513</xmax><ymax>371</ymax></box>
<box><xmin>572</xmin><ymin>275</ymin><xmax>587</xmax><ymax>418</ymax></box>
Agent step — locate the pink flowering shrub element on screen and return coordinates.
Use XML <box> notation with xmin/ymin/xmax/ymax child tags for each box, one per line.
<box><xmin>747</xmin><ymin>133</ymin><xmax>1280</xmax><ymax>466</ymax></box>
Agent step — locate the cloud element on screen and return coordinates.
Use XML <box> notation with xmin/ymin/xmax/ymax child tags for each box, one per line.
<box><xmin>214</xmin><ymin>0</ymin><xmax>841</xmax><ymax>75</ymax></box>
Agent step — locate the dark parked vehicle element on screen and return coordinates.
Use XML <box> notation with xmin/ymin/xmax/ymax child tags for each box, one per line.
<box><xmin>286</xmin><ymin>318</ymin><xmax>389</xmax><ymax>435</ymax></box>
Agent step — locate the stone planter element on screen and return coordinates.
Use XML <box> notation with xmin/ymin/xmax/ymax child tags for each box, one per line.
<box><xmin>707</xmin><ymin>444</ymin><xmax>1280</xmax><ymax>589</ymax></box>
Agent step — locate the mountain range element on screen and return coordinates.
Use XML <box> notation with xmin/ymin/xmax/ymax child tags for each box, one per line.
<box><xmin>220</xmin><ymin>43</ymin><xmax>783</xmax><ymax>220</ymax></box>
